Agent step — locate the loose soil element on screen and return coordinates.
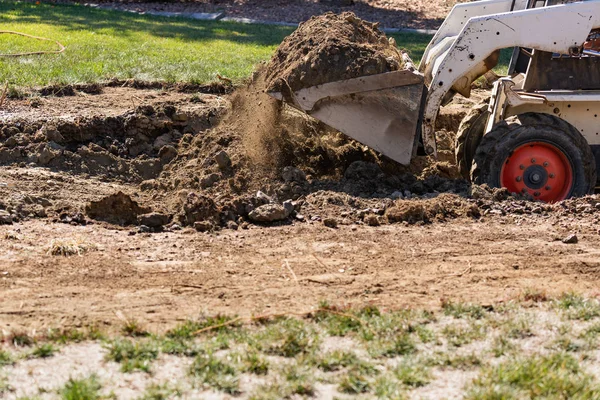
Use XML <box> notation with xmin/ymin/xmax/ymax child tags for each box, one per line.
<box><xmin>264</xmin><ymin>12</ymin><xmax>404</xmax><ymax>93</ymax></box>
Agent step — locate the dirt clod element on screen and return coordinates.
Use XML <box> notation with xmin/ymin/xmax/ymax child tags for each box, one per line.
<box><xmin>265</xmin><ymin>12</ymin><xmax>404</xmax><ymax>93</ymax></box>
<box><xmin>85</xmin><ymin>192</ymin><xmax>150</xmax><ymax>226</ymax></box>
<box><xmin>248</xmin><ymin>203</ymin><xmax>290</xmax><ymax>223</ymax></box>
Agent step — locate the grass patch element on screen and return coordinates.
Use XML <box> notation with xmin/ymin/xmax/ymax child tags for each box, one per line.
<box><xmin>426</xmin><ymin>352</ymin><xmax>482</xmax><ymax>369</ymax></box>
<box><xmin>45</xmin><ymin>326</ymin><xmax>105</xmax><ymax>343</ymax></box>
<box><xmin>28</xmin><ymin>343</ymin><xmax>57</xmax><ymax>359</ymax></box>
<box><xmin>553</xmin><ymin>293</ymin><xmax>600</xmax><ymax>321</ymax></box>
<box><xmin>121</xmin><ymin>319</ymin><xmax>149</xmax><ymax>338</ymax></box>
<box><xmin>442</xmin><ymin>300</ymin><xmax>487</xmax><ymax>320</ymax></box>
<box><xmin>7</xmin><ymin>331</ymin><xmax>34</xmax><ymax>347</ymax></box>
<box><xmin>189</xmin><ymin>352</ymin><xmax>239</xmax><ymax>395</ymax></box>
<box><xmin>394</xmin><ymin>360</ymin><xmax>431</xmax><ymax>388</ymax></box>
<box><xmin>315</xmin><ymin>350</ymin><xmax>362</xmax><ymax>372</ymax></box>
<box><xmin>466</xmin><ymin>353</ymin><xmax>600</xmax><ymax>399</ymax></box>
<box><xmin>158</xmin><ymin>337</ymin><xmax>199</xmax><ymax>357</ymax></box>
<box><xmin>105</xmin><ymin>339</ymin><xmax>158</xmax><ymax>373</ymax></box>
<box><xmin>442</xmin><ymin>322</ymin><xmax>486</xmax><ymax>348</ymax></box>
<box><xmin>166</xmin><ymin>315</ymin><xmax>237</xmax><ymax>339</ymax></box>
<box><xmin>138</xmin><ymin>383</ymin><xmax>179</xmax><ymax>400</ymax></box>
<box><xmin>491</xmin><ymin>336</ymin><xmax>518</xmax><ymax>358</ymax></box>
<box><xmin>0</xmin><ymin>349</ymin><xmax>14</xmax><ymax>366</ymax></box>
<box><xmin>60</xmin><ymin>375</ymin><xmax>102</xmax><ymax>400</ymax></box>
<box><xmin>338</xmin><ymin>368</ymin><xmax>371</xmax><ymax>394</ymax></box>
<box><xmin>252</xmin><ymin>317</ymin><xmax>318</xmax><ymax>357</ymax></box>
<box><xmin>238</xmin><ymin>351</ymin><xmax>269</xmax><ymax>375</ymax></box>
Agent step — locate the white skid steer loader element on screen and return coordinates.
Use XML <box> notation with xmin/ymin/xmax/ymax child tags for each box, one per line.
<box><xmin>269</xmin><ymin>0</ymin><xmax>600</xmax><ymax>203</ymax></box>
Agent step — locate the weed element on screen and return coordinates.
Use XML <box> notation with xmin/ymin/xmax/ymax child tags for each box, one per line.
<box><xmin>442</xmin><ymin>322</ymin><xmax>486</xmax><ymax>348</ymax></box>
<box><xmin>549</xmin><ymin>336</ymin><xmax>583</xmax><ymax>353</ymax></box>
<box><xmin>316</xmin><ymin>350</ymin><xmax>361</xmax><ymax>372</ymax></box>
<box><xmin>8</xmin><ymin>331</ymin><xmax>34</xmax><ymax>347</ymax></box>
<box><xmin>46</xmin><ymin>328</ymin><xmax>86</xmax><ymax>344</ymax></box>
<box><xmin>282</xmin><ymin>365</ymin><xmax>315</xmax><ymax>396</ymax></box>
<box><xmin>338</xmin><ymin>368</ymin><xmax>370</xmax><ymax>394</ymax></box>
<box><xmin>368</xmin><ymin>332</ymin><xmax>417</xmax><ymax>358</ymax></box>
<box><xmin>415</xmin><ymin>325</ymin><xmax>436</xmax><ymax>343</ymax></box>
<box><xmin>240</xmin><ymin>351</ymin><xmax>269</xmax><ymax>375</ymax></box>
<box><xmin>121</xmin><ymin>320</ymin><xmax>149</xmax><ymax>338</ymax></box>
<box><xmin>105</xmin><ymin>339</ymin><xmax>158</xmax><ymax>373</ymax></box>
<box><xmin>312</xmin><ymin>304</ymin><xmax>362</xmax><ymax>336</ymax></box>
<box><xmin>253</xmin><ymin>318</ymin><xmax>318</xmax><ymax>357</ymax></box>
<box><xmin>60</xmin><ymin>375</ymin><xmax>101</xmax><ymax>400</ymax></box>
<box><xmin>189</xmin><ymin>352</ymin><xmax>239</xmax><ymax>394</ymax></box>
<box><xmin>426</xmin><ymin>352</ymin><xmax>482</xmax><ymax>369</ymax></box>
<box><xmin>158</xmin><ymin>338</ymin><xmax>198</xmax><ymax>357</ymax></box>
<box><xmin>166</xmin><ymin>315</ymin><xmax>237</xmax><ymax>339</ymax></box>
<box><xmin>0</xmin><ymin>376</ymin><xmax>13</xmax><ymax>394</ymax></box>
<box><xmin>442</xmin><ymin>300</ymin><xmax>487</xmax><ymax>319</ymax></box>
<box><xmin>48</xmin><ymin>238</ymin><xmax>97</xmax><ymax>256</ymax></box>
<box><xmin>373</xmin><ymin>375</ymin><xmax>408</xmax><ymax>399</ymax></box>
<box><xmin>29</xmin><ymin>343</ymin><xmax>56</xmax><ymax>359</ymax></box>
<box><xmin>394</xmin><ymin>360</ymin><xmax>431</xmax><ymax>387</ymax></box>
<box><xmin>137</xmin><ymin>383</ymin><xmax>179</xmax><ymax>400</ymax></box>
<box><xmin>554</xmin><ymin>293</ymin><xmax>600</xmax><ymax>321</ymax></box>
<box><xmin>0</xmin><ymin>349</ymin><xmax>14</xmax><ymax>366</ymax></box>
<box><xmin>466</xmin><ymin>353</ymin><xmax>600</xmax><ymax>399</ymax></box>
<box><xmin>503</xmin><ymin>317</ymin><xmax>534</xmax><ymax>339</ymax></box>
<box><xmin>491</xmin><ymin>336</ymin><xmax>517</xmax><ymax>358</ymax></box>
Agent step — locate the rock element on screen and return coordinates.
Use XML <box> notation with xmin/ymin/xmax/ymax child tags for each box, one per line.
<box><xmin>248</xmin><ymin>204</ymin><xmax>290</xmax><ymax>223</ymax></box>
<box><xmin>85</xmin><ymin>192</ymin><xmax>151</xmax><ymax>226</ymax></box>
<box><xmin>138</xmin><ymin>212</ymin><xmax>170</xmax><ymax>228</ymax></box>
<box><xmin>200</xmin><ymin>173</ymin><xmax>220</xmax><ymax>189</ymax></box>
<box><xmin>180</xmin><ymin>193</ymin><xmax>220</xmax><ymax>226</ymax></box>
<box><xmin>226</xmin><ymin>220</ymin><xmax>239</xmax><ymax>230</ymax></box>
<box><xmin>390</xmin><ymin>191</ymin><xmax>404</xmax><ymax>200</ymax></box>
<box><xmin>153</xmin><ymin>133</ymin><xmax>173</xmax><ymax>150</ymax></box>
<box><xmin>194</xmin><ymin>221</ymin><xmax>213</xmax><ymax>232</ymax></box>
<box><xmin>215</xmin><ymin>150</ymin><xmax>231</xmax><ymax>169</ymax></box>
<box><xmin>0</xmin><ymin>210</ymin><xmax>13</xmax><ymax>225</ymax></box>
<box><xmin>256</xmin><ymin>190</ymin><xmax>272</xmax><ymax>203</ymax></box>
<box><xmin>159</xmin><ymin>145</ymin><xmax>178</xmax><ymax>164</ymax></box>
<box><xmin>37</xmin><ymin>144</ymin><xmax>60</xmax><ymax>165</ymax></box>
<box><xmin>282</xmin><ymin>166</ymin><xmax>307</xmax><ymax>183</ymax></box>
<box><xmin>562</xmin><ymin>233</ymin><xmax>578</xmax><ymax>244</ymax></box>
<box><xmin>283</xmin><ymin>200</ymin><xmax>295</xmax><ymax>215</ymax></box>
<box><xmin>344</xmin><ymin>161</ymin><xmax>382</xmax><ymax>181</ymax></box>
<box><xmin>364</xmin><ymin>214</ymin><xmax>380</xmax><ymax>226</ymax></box>
<box><xmin>323</xmin><ymin>218</ymin><xmax>338</xmax><ymax>228</ymax></box>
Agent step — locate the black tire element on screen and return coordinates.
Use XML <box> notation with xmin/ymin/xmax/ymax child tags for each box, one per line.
<box><xmin>455</xmin><ymin>100</ymin><xmax>490</xmax><ymax>178</ymax></box>
<box><xmin>471</xmin><ymin>113</ymin><xmax>596</xmax><ymax>201</ymax></box>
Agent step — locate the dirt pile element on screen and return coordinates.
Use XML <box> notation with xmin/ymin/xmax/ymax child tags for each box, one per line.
<box><xmin>265</xmin><ymin>12</ymin><xmax>404</xmax><ymax>93</ymax></box>
<box><xmin>0</xmin><ymin>90</ymin><xmax>226</xmax><ymax>183</ymax></box>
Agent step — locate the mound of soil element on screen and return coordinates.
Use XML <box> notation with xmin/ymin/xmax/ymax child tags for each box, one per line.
<box><xmin>265</xmin><ymin>12</ymin><xmax>404</xmax><ymax>93</ymax></box>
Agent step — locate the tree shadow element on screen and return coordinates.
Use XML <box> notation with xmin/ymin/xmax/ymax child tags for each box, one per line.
<box><xmin>0</xmin><ymin>2</ymin><xmax>295</xmax><ymax>47</ymax></box>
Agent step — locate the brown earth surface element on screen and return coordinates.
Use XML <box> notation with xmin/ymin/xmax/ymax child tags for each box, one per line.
<box><xmin>1</xmin><ymin>83</ymin><xmax>600</xmax><ymax>335</ymax></box>
<box><xmin>68</xmin><ymin>0</ymin><xmax>463</xmax><ymax>30</ymax></box>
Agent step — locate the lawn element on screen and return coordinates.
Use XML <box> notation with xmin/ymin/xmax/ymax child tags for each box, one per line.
<box><xmin>0</xmin><ymin>2</ymin><xmax>434</xmax><ymax>88</ymax></box>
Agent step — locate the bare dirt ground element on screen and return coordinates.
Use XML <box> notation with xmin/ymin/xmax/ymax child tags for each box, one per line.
<box><xmin>0</xmin><ymin>84</ymin><xmax>598</xmax><ymax>336</ymax></box>
<box><xmin>72</xmin><ymin>0</ymin><xmax>462</xmax><ymax>30</ymax></box>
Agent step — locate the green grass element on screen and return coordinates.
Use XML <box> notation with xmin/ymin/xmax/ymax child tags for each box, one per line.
<box><xmin>60</xmin><ymin>375</ymin><xmax>102</xmax><ymax>400</ymax></box>
<box><xmin>105</xmin><ymin>339</ymin><xmax>159</xmax><ymax>373</ymax></box>
<box><xmin>0</xmin><ymin>349</ymin><xmax>14</xmax><ymax>366</ymax></box>
<box><xmin>0</xmin><ymin>2</ymin><xmax>436</xmax><ymax>89</ymax></box>
<box><xmin>553</xmin><ymin>293</ymin><xmax>600</xmax><ymax>321</ymax></box>
<box><xmin>28</xmin><ymin>343</ymin><xmax>57</xmax><ymax>359</ymax></box>
<box><xmin>189</xmin><ymin>352</ymin><xmax>240</xmax><ymax>394</ymax></box>
<box><xmin>466</xmin><ymin>353</ymin><xmax>600</xmax><ymax>399</ymax></box>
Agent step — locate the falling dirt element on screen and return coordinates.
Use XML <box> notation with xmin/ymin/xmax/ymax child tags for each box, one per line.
<box><xmin>264</xmin><ymin>12</ymin><xmax>405</xmax><ymax>93</ymax></box>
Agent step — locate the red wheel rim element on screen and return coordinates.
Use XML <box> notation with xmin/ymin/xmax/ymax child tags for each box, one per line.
<box><xmin>500</xmin><ymin>141</ymin><xmax>573</xmax><ymax>203</ymax></box>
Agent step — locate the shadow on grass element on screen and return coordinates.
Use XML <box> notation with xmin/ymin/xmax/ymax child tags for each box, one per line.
<box><xmin>0</xmin><ymin>1</ymin><xmax>294</xmax><ymax>46</ymax></box>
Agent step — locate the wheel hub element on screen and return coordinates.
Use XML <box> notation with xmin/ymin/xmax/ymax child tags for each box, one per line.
<box><xmin>500</xmin><ymin>142</ymin><xmax>573</xmax><ymax>202</ymax></box>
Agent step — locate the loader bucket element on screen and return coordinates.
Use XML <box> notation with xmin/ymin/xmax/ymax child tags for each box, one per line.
<box><xmin>268</xmin><ymin>69</ymin><xmax>426</xmax><ymax>165</ymax></box>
